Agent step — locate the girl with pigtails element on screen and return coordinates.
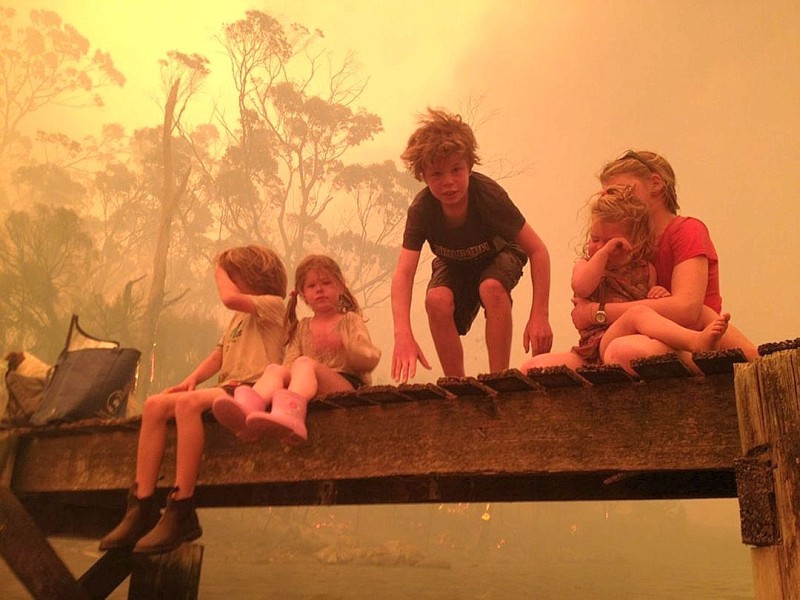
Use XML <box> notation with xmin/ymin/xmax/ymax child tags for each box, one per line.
<box><xmin>213</xmin><ymin>254</ymin><xmax>381</xmax><ymax>444</ymax></box>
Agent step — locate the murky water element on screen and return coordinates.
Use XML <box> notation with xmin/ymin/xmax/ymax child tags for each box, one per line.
<box><xmin>0</xmin><ymin>502</ymin><xmax>754</xmax><ymax>599</ymax></box>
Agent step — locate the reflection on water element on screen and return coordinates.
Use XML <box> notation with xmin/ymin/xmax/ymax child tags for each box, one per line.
<box><xmin>0</xmin><ymin>500</ymin><xmax>754</xmax><ymax>599</ymax></box>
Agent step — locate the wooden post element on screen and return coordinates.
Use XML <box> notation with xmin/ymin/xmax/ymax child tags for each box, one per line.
<box><xmin>128</xmin><ymin>543</ymin><xmax>204</xmax><ymax>600</ymax></box>
<box><xmin>0</xmin><ymin>487</ymin><xmax>91</xmax><ymax>600</ymax></box>
<box><xmin>735</xmin><ymin>349</ymin><xmax>800</xmax><ymax>599</ymax></box>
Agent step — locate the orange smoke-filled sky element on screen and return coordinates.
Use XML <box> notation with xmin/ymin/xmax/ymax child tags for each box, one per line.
<box><xmin>8</xmin><ymin>0</ymin><xmax>800</xmax><ymax>371</ymax></box>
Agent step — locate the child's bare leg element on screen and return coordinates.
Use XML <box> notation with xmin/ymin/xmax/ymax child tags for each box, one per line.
<box><xmin>310</xmin><ymin>362</ymin><xmax>357</xmax><ymax>397</ymax></box>
<box><xmin>425</xmin><ymin>286</ymin><xmax>465</xmax><ymax>377</ymax></box>
<box><xmin>601</xmin><ymin>305</ymin><xmax>730</xmax><ymax>356</ymax></box>
<box><xmin>135</xmin><ymin>393</ymin><xmax>178</xmax><ymax>497</ymax></box>
<box><xmin>602</xmin><ymin>334</ymin><xmax>674</xmax><ymax>375</ymax></box>
<box><xmin>521</xmin><ymin>351</ymin><xmax>586</xmax><ymax>371</ymax></box>
<box><xmin>479</xmin><ymin>278</ymin><xmax>513</xmax><ymax>373</ymax></box>
<box><xmin>692</xmin><ymin>307</ymin><xmax>758</xmax><ymax>361</ymax></box>
<box><xmin>247</xmin><ymin>358</ymin><xmax>332</xmax><ymax>445</ymax></box>
<box><xmin>252</xmin><ymin>363</ymin><xmax>291</xmax><ymax>403</ymax></box>
<box><xmin>173</xmin><ymin>388</ymin><xmax>219</xmax><ymax>499</ymax></box>
<box><xmin>718</xmin><ymin>323</ymin><xmax>758</xmax><ymax>361</ymax></box>
<box><xmin>286</xmin><ymin>356</ymin><xmax>319</xmax><ymax>399</ymax></box>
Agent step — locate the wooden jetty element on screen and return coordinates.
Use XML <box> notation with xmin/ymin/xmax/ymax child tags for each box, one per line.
<box><xmin>1</xmin><ymin>341</ymin><xmax>799</xmax><ymax>599</ymax></box>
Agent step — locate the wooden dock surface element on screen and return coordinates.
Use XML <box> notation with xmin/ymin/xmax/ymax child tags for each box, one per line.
<box><xmin>3</xmin><ymin>341</ymin><xmax>800</xmax><ymax>599</ymax></box>
<box><xmin>2</xmin><ymin>354</ymin><xmax>750</xmax><ymax>539</ymax></box>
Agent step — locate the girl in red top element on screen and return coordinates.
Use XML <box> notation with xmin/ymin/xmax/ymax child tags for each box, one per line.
<box><xmin>570</xmin><ymin>150</ymin><xmax>757</xmax><ymax>372</ymax></box>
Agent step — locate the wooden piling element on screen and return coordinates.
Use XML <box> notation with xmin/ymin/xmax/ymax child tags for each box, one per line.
<box><xmin>128</xmin><ymin>543</ymin><xmax>204</xmax><ymax>600</ymax></box>
<box><xmin>735</xmin><ymin>348</ymin><xmax>800</xmax><ymax>599</ymax></box>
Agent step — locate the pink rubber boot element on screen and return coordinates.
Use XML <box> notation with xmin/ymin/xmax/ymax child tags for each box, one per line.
<box><xmin>212</xmin><ymin>386</ymin><xmax>268</xmax><ymax>437</ymax></box>
<box><xmin>245</xmin><ymin>389</ymin><xmax>308</xmax><ymax>445</ymax></box>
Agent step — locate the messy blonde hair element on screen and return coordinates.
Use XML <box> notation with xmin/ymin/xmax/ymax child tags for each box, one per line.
<box><xmin>599</xmin><ymin>150</ymin><xmax>679</xmax><ymax>214</ymax></box>
<box><xmin>581</xmin><ymin>185</ymin><xmax>655</xmax><ymax>263</ymax></box>
<box><xmin>216</xmin><ymin>245</ymin><xmax>287</xmax><ymax>297</ymax></box>
<box><xmin>285</xmin><ymin>255</ymin><xmax>360</xmax><ymax>343</ymax></box>
<box><xmin>400</xmin><ymin>108</ymin><xmax>481</xmax><ymax>181</ymax></box>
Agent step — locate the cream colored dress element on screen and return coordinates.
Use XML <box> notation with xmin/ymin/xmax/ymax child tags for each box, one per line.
<box><xmin>284</xmin><ymin>311</ymin><xmax>381</xmax><ymax>386</ymax></box>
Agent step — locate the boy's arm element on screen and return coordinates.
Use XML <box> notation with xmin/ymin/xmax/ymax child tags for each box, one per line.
<box><xmin>391</xmin><ymin>248</ymin><xmax>431</xmax><ymax>382</ymax></box>
<box><xmin>515</xmin><ymin>223</ymin><xmax>553</xmax><ymax>356</ymax></box>
<box><xmin>215</xmin><ymin>266</ymin><xmax>257</xmax><ymax>313</ymax></box>
<box><xmin>163</xmin><ymin>346</ymin><xmax>223</xmax><ymax>393</ymax></box>
<box><xmin>572</xmin><ymin>256</ymin><xmax>708</xmax><ymax>330</ymax></box>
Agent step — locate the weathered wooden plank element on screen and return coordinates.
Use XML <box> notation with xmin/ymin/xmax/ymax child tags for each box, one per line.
<box><xmin>77</xmin><ymin>547</ymin><xmax>135</xmax><ymax>599</ymax></box>
<box><xmin>10</xmin><ymin>376</ymin><xmax>739</xmax><ymax>495</ymax></box>
<box><xmin>477</xmin><ymin>369</ymin><xmax>539</xmax><ymax>393</ymax></box>
<box><xmin>576</xmin><ymin>364</ymin><xmax>636</xmax><ymax>385</ymax></box>
<box><xmin>0</xmin><ymin>487</ymin><xmax>91</xmax><ymax>600</ymax></box>
<box><xmin>631</xmin><ymin>353</ymin><xmax>693</xmax><ymax>379</ymax></box>
<box><xmin>436</xmin><ymin>376</ymin><xmax>496</xmax><ymax>397</ymax></box>
<box><xmin>734</xmin><ymin>349</ymin><xmax>800</xmax><ymax>599</ymax></box>
<box><xmin>356</xmin><ymin>385</ymin><xmax>412</xmax><ymax>405</ymax></box>
<box><xmin>525</xmin><ymin>366</ymin><xmax>587</xmax><ymax>388</ymax></box>
<box><xmin>758</xmin><ymin>338</ymin><xmax>800</xmax><ymax>357</ymax></box>
<box><xmin>396</xmin><ymin>383</ymin><xmax>453</xmax><ymax>401</ymax></box>
<box><xmin>693</xmin><ymin>348</ymin><xmax>747</xmax><ymax>376</ymax></box>
<box><xmin>319</xmin><ymin>390</ymin><xmax>373</xmax><ymax>408</ymax></box>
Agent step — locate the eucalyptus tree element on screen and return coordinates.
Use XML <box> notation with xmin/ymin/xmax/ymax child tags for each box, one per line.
<box><xmin>0</xmin><ymin>7</ymin><xmax>124</xmax><ymax>191</ymax></box>
<box><xmin>216</xmin><ymin>11</ymin><xmax>410</xmax><ymax>307</ymax></box>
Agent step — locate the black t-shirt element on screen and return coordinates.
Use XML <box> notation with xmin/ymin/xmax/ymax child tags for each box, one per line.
<box><xmin>402</xmin><ymin>172</ymin><xmax>526</xmax><ymax>266</ymax></box>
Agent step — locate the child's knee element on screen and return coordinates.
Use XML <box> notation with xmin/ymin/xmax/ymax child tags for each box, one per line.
<box><xmin>263</xmin><ymin>363</ymin><xmax>289</xmax><ymax>379</ymax></box>
<box><xmin>425</xmin><ymin>287</ymin><xmax>454</xmax><ymax>317</ymax></box>
<box><xmin>602</xmin><ymin>338</ymin><xmax>632</xmax><ymax>366</ymax></box>
<box><xmin>175</xmin><ymin>394</ymin><xmax>204</xmax><ymax>419</ymax></box>
<box><xmin>143</xmin><ymin>395</ymin><xmax>172</xmax><ymax>421</ymax></box>
<box><xmin>291</xmin><ymin>356</ymin><xmax>316</xmax><ymax>373</ymax></box>
<box><xmin>478</xmin><ymin>278</ymin><xmax>510</xmax><ymax>310</ymax></box>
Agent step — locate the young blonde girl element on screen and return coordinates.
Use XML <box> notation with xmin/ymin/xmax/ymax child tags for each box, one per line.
<box><xmin>523</xmin><ymin>186</ymin><xmax>730</xmax><ymax>374</ymax></box>
<box><xmin>100</xmin><ymin>245</ymin><xmax>287</xmax><ymax>554</ymax></box>
<box><xmin>213</xmin><ymin>254</ymin><xmax>381</xmax><ymax>444</ymax></box>
<box><xmin>571</xmin><ymin>150</ymin><xmax>758</xmax><ymax>370</ymax></box>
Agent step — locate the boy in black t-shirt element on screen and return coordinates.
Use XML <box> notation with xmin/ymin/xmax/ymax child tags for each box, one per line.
<box><xmin>391</xmin><ymin>108</ymin><xmax>553</xmax><ymax>381</ymax></box>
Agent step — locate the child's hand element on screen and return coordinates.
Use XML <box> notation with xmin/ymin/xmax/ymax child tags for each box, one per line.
<box><xmin>392</xmin><ymin>335</ymin><xmax>431</xmax><ymax>382</ymax></box>
<box><xmin>601</xmin><ymin>237</ymin><xmax>632</xmax><ymax>260</ymax></box>
<box><xmin>647</xmin><ymin>285</ymin><xmax>671</xmax><ymax>299</ymax></box>
<box><xmin>163</xmin><ymin>377</ymin><xmax>198</xmax><ymax>393</ymax></box>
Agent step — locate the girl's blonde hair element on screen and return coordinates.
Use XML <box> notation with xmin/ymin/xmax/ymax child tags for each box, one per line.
<box><xmin>285</xmin><ymin>255</ymin><xmax>361</xmax><ymax>343</ymax></box>
<box><xmin>216</xmin><ymin>245</ymin><xmax>287</xmax><ymax>297</ymax></box>
<box><xmin>599</xmin><ymin>150</ymin><xmax>679</xmax><ymax>214</ymax></box>
<box><xmin>581</xmin><ymin>185</ymin><xmax>655</xmax><ymax>263</ymax></box>
<box><xmin>401</xmin><ymin>108</ymin><xmax>481</xmax><ymax>181</ymax></box>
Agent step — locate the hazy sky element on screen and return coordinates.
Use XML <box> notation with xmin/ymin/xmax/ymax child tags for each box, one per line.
<box><xmin>9</xmin><ymin>0</ymin><xmax>800</xmax><ymax>377</ymax></box>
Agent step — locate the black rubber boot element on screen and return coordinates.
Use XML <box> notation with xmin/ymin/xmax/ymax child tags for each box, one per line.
<box><xmin>133</xmin><ymin>488</ymin><xmax>202</xmax><ymax>554</ymax></box>
<box><xmin>98</xmin><ymin>483</ymin><xmax>161</xmax><ymax>551</ymax></box>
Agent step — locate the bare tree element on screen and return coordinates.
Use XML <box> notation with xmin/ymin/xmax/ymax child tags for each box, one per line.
<box><xmin>0</xmin><ymin>7</ymin><xmax>124</xmax><ymax>162</ymax></box>
<box><xmin>216</xmin><ymin>11</ymin><xmax>383</xmax><ymax>274</ymax></box>
<box><xmin>138</xmin><ymin>51</ymin><xmax>210</xmax><ymax>397</ymax></box>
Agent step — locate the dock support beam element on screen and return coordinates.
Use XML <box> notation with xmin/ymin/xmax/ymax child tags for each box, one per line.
<box><xmin>735</xmin><ymin>348</ymin><xmax>800</xmax><ymax>599</ymax></box>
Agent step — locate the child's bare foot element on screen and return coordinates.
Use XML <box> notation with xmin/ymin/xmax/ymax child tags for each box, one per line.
<box><xmin>695</xmin><ymin>312</ymin><xmax>731</xmax><ymax>352</ymax></box>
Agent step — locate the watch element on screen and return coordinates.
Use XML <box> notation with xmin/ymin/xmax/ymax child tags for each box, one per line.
<box><xmin>594</xmin><ymin>302</ymin><xmax>607</xmax><ymax>324</ymax></box>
